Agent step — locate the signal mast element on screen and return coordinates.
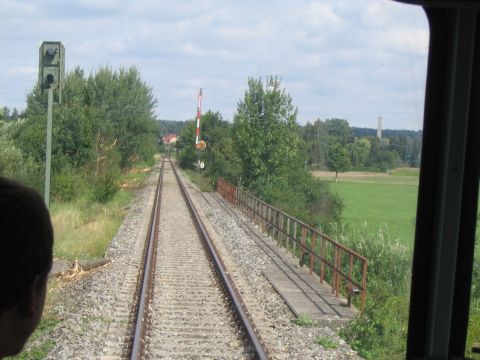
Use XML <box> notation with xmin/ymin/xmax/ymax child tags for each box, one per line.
<box><xmin>195</xmin><ymin>88</ymin><xmax>206</xmax><ymax>150</ymax></box>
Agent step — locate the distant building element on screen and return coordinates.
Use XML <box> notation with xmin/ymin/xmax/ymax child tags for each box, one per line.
<box><xmin>377</xmin><ymin>116</ymin><xmax>383</xmax><ymax>139</ymax></box>
<box><xmin>162</xmin><ymin>133</ymin><xmax>178</xmax><ymax>144</ymax></box>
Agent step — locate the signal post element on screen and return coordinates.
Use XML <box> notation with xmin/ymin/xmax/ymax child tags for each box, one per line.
<box><xmin>38</xmin><ymin>41</ymin><xmax>65</xmax><ymax>209</ymax></box>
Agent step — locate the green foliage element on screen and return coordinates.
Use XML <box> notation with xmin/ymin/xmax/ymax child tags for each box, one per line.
<box><xmin>327</xmin><ymin>142</ymin><xmax>351</xmax><ymax>179</ymax></box>
<box><xmin>0</xmin><ymin>106</ymin><xmax>21</xmax><ymax>122</ymax></box>
<box><xmin>183</xmin><ymin>169</ymin><xmax>214</xmax><ymax>192</ymax></box>
<box><xmin>335</xmin><ymin>225</ymin><xmax>411</xmax><ymax>359</ymax></box>
<box><xmin>292</xmin><ymin>314</ymin><xmax>316</xmax><ymax>326</ymax></box>
<box><xmin>259</xmin><ymin>161</ymin><xmax>343</xmax><ymax>225</ymax></box>
<box><xmin>372</xmin><ymin>149</ymin><xmax>401</xmax><ymax>171</ymax></box>
<box><xmin>333</xmin><ymin>224</ymin><xmax>411</xmax><ymax>295</ymax></box>
<box><xmin>300</xmin><ymin>121</ymin><xmax>422</xmax><ymax>172</ymax></box>
<box><xmin>325</xmin><ymin>118</ymin><xmax>352</xmax><ymax>145</ymax></box>
<box><xmin>175</xmin><ymin>76</ymin><xmax>342</xmax><ymax>227</ymax></box>
<box><xmin>201</xmin><ymin>111</ymin><xmax>241</xmax><ymax>184</ymax></box>
<box><xmin>302</xmin><ymin>119</ymin><xmax>328</xmax><ymax>168</ymax></box>
<box><xmin>0</xmin><ymin>124</ymin><xmax>42</xmax><ymax>191</ymax></box>
<box><xmin>347</xmin><ymin>138</ymin><xmax>371</xmax><ymax>167</ymax></box>
<box><xmin>233</xmin><ymin>76</ymin><xmax>300</xmax><ymax>186</ymax></box>
<box><xmin>91</xmin><ymin>164</ymin><xmax>120</xmax><ymax>203</ymax></box>
<box><xmin>340</xmin><ymin>291</ymin><xmax>409</xmax><ymax>359</ymax></box>
<box><xmin>5</xmin><ymin>66</ymin><xmax>158</xmax><ymax>204</ymax></box>
<box><xmin>176</xmin><ymin>120</ymin><xmax>197</xmax><ymax>169</ymax></box>
<box><xmin>158</xmin><ymin>119</ymin><xmax>188</xmax><ymax>136</ymax></box>
<box><xmin>52</xmin><ymin>167</ymin><xmax>84</xmax><ymax>202</ymax></box>
<box><xmin>315</xmin><ymin>336</ymin><xmax>338</xmax><ymax>349</ymax></box>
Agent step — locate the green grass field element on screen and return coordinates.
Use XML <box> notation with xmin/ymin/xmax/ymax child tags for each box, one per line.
<box><xmin>330</xmin><ymin>181</ymin><xmax>419</xmax><ymax>246</ymax></box>
<box><xmin>314</xmin><ymin>169</ymin><xmax>419</xmax><ymax>246</ymax></box>
<box><xmin>317</xmin><ymin>169</ymin><xmax>479</xmax><ymax>258</ymax></box>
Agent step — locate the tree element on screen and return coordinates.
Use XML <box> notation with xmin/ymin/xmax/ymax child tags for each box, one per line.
<box><xmin>1</xmin><ymin>107</ymin><xmax>9</xmax><ymax>121</ymax></box>
<box><xmin>176</xmin><ymin>119</ymin><xmax>198</xmax><ymax>169</ymax></box>
<box><xmin>302</xmin><ymin>119</ymin><xmax>328</xmax><ymax>168</ymax></box>
<box><xmin>11</xmin><ymin>66</ymin><xmax>158</xmax><ymax>201</ymax></box>
<box><xmin>201</xmin><ymin>111</ymin><xmax>241</xmax><ymax>184</ymax></box>
<box><xmin>347</xmin><ymin>137</ymin><xmax>371</xmax><ymax>167</ymax></box>
<box><xmin>325</xmin><ymin>118</ymin><xmax>352</xmax><ymax>145</ymax></box>
<box><xmin>327</xmin><ymin>142</ymin><xmax>350</xmax><ymax>181</ymax></box>
<box><xmin>410</xmin><ymin>135</ymin><xmax>422</xmax><ymax>167</ymax></box>
<box><xmin>233</xmin><ymin>76</ymin><xmax>300</xmax><ymax>186</ymax></box>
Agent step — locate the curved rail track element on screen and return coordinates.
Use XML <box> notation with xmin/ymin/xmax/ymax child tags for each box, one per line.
<box><xmin>128</xmin><ymin>158</ymin><xmax>268</xmax><ymax>359</ymax></box>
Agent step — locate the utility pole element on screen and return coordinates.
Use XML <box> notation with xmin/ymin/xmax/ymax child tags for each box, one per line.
<box><xmin>38</xmin><ymin>41</ymin><xmax>65</xmax><ymax>209</ymax></box>
<box><xmin>195</xmin><ymin>88</ymin><xmax>202</xmax><ymax>147</ymax></box>
<box><xmin>45</xmin><ymin>87</ymin><xmax>53</xmax><ymax>208</ymax></box>
<box><xmin>194</xmin><ymin>88</ymin><xmax>206</xmax><ymax>170</ymax></box>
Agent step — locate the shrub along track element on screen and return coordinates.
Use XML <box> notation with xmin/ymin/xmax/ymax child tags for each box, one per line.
<box><xmin>129</xmin><ymin>158</ymin><xmax>268</xmax><ymax>359</ymax></box>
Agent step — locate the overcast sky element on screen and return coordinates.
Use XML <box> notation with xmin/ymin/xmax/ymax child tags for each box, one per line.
<box><xmin>0</xmin><ymin>0</ymin><xmax>429</xmax><ymax>130</ymax></box>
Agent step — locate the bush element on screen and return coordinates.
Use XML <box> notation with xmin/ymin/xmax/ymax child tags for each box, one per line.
<box><xmin>0</xmin><ymin>134</ymin><xmax>43</xmax><ymax>192</ymax></box>
<box><xmin>257</xmin><ymin>162</ymin><xmax>343</xmax><ymax>226</ymax></box>
<box><xmin>333</xmin><ymin>223</ymin><xmax>411</xmax><ymax>295</ymax></box>
<box><xmin>91</xmin><ymin>169</ymin><xmax>119</xmax><ymax>203</ymax></box>
<box><xmin>53</xmin><ymin>168</ymin><xmax>83</xmax><ymax>202</ymax></box>
<box><xmin>334</xmin><ymin>224</ymin><xmax>412</xmax><ymax>358</ymax></box>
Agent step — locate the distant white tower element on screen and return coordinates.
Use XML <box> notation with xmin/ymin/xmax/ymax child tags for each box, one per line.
<box><xmin>377</xmin><ymin>116</ymin><xmax>383</xmax><ymax>139</ymax></box>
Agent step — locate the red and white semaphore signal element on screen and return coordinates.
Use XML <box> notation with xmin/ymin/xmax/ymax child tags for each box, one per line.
<box><xmin>195</xmin><ymin>88</ymin><xmax>206</xmax><ymax>150</ymax></box>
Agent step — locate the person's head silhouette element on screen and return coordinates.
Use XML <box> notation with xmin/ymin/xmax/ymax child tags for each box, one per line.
<box><xmin>0</xmin><ymin>177</ymin><xmax>53</xmax><ymax>358</ymax></box>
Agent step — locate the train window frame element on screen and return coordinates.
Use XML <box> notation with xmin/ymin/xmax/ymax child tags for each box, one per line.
<box><xmin>395</xmin><ymin>1</ymin><xmax>480</xmax><ymax>358</ymax></box>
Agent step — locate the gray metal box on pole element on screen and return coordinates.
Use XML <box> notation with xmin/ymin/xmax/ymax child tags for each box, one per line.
<box><xmin>38</xmin><ymin>41</ymin><xmax>65</xmax><ymax>103</ymax></box>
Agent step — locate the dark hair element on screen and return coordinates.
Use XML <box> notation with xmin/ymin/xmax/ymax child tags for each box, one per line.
<box><xmin>0</xmin><ymin>177</ymin><xmax>53</xmax><ymax>311</ymax></box>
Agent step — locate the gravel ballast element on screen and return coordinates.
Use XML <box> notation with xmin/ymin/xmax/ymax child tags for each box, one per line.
<box><xmin>24</xmin><ymin>163</ymin><xmax>361</xmax><ymax>359</ymax></box>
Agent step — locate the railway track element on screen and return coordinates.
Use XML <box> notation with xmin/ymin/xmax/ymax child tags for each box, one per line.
<box><xmin>128</xmin><ymin>159</ymin><xmax>268</xmax><ymax>359</ymax></box>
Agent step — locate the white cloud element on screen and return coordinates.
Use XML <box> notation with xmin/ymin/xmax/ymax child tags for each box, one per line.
<box><xmin>108</xmin><ymin>41</ymin><xmax>126</xmax><ymax>53</ymax></box>
<box><xmin>294</xmin><ymin>53</ymin><xmax>323</xmax><ymax>67</ymax></box>
<box><xmin>377</xmin><ymin>27</ymin><xmax>429</xmax><ymax>56</ymax></box>
<box><xmin>0</xmin><ymin>0</ymin><xmax>429</xmax><ymax>129</ymax></box>
<box><xmin>301</xmin><ymin>2</ymin><xmax>342</xmax><ymax>28</ymax></box>
<box><xmin>7</xmin><ymin>66</ymin><xmax>37</xmax><ymax>77</ymax></box>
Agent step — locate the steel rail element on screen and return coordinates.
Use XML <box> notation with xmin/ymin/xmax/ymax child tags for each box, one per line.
<box><xmin>129</xmin><ymin>159</ymin><xmax>164</xmax><ymax>360</ymax></box>
<box><xmin>170</xmin><ymin>161</ymin><xmax>269</xmax><ymax>360</ymax></box>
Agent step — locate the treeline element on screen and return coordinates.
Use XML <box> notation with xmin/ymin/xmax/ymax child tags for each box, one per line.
<box><xmin>0</xmin><ymin>66</ymin><xmax>158</xmax><ymax>202</ymax></box>
<box><xmin>301</xmin><ymin>119</ymin><xmax>422</xmax><ymax>178</ymax></box>
<box><xmin>0</xmin><ymin>106</ymin><xmax>22</xmax><ymax>122</ymax></box>
<box><xmin>175</xmin><ymin>76</ymin><xmax>343</xmax><ymax>226</ymax></box>
<box><xmin>158</xmin><ymin>119</ymin><xmax>188</xmax><ymax>136</ymax></box>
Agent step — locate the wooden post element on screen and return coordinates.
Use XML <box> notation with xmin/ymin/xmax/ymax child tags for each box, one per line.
<box><xmin>310</xmin><ymin>233</ymin><xmax>316</xmax><ymax>275</ymax></box>
<box><xmin>332</xmin><ymin>246</ymin><xmax>337</xmax><ymax>294</ymax></box>
<box><xmin>301</xmin><ymin>226</ymin><xmax>306</xmax><ymax>266</ymax></box>
<box><xmin>320</xmin><ymin>236</ymin><xmax>325</xmax><ymax>284</ymax></box>
<box><xmin>286</xmin><ymin>217</ymin><xmax>291</xmax><ymax>251</ymax></box>
<box><xmin>293</xmin><ymin>221</ymin><xmax>297</xmax><ymax>256</ymax></box>
<box><xmin>275</xmin><ymin>210</ymin><xmax>280</xmax><ymax>244</ymax></box>
<box><xmin>262</xmin><ymin>203</ymin><xmax>266</xmax><ymax>232</ymax></box>
<box><xmin>336</xmin><ymin>250</ymin><xmax>341</xmax><ymax>297</ymax></box>
<box><xmin>348</xmin><ymin>254</ymin><xmax>353</xmax><ymax>295</ymax></box>
<box><xmin>361</xmin><ymin>260</ymin><xmax>368</xmax><ymax>312</ymax></box>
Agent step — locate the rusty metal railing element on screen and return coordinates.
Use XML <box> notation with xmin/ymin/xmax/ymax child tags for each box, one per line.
<box><xmin>217</xmin><ymin>177</ymin><xmax>368</xmax><ymax>312</ymax></box>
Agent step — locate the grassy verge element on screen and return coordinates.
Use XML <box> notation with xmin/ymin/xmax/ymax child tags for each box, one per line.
<box><xmin>8</xmin><ymin>162</ymin><xmax>155</xmax><ymax>359</ymax></box>
<box><xmin>51</xmin><ymin>162</ymin><xmax>153</xmax><ymax>260</ymax></box>
<box><xmin>182</xmin><ymin>169</ymin><xmax>213</xmax><ymax>192</ymax></box>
